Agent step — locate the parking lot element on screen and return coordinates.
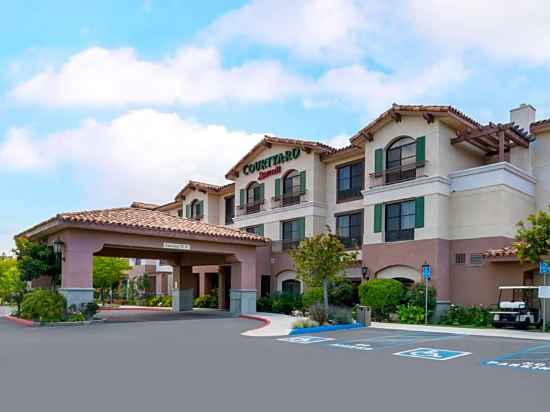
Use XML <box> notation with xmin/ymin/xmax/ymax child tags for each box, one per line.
<box><xmin>0</xmin><ymin>317</ymin><xmax>548</xmax><ymax>412</ymax></box>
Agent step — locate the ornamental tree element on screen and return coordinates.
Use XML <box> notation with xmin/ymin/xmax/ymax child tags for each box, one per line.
<box><xmin>13</xmin><ymin>237</ymin><xmax>61</xmax><ymax>289</ymax></box>
<box><xmin>514</xmin><ymin>206</ymin><xmax>550</xmax><ymax>264</ymax></box>
<box><xmin>289</xmin><ymin>228</ymin><xmax>357</xmax><ymax>310</ymax></box>
<box><xmin>0</xmin><ymin>255</ymin><xmax>26</xmax><ymax>305</ymax></box>
<box><xmin>93</xmin><ymin>257</ymin><xmax>130</xmax><ymax>304</ymax></box>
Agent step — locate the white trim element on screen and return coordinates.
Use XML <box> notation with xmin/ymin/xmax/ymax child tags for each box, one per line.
<box><xmin>363</xmin><ymin>176</ymin><xmax>450</xmax><ymax>205</ymax></box>
<box><xmin>449</xmin><ymin>162</ymin><xmax>536</xmax><ymax>196</ymax></box>
<box><xmin>233</xmin><ymin>201</ymin><xmax>326</xmax><ymax>224</ymax></box>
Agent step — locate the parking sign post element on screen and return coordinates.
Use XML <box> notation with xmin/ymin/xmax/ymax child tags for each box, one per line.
<box><xmin>540</xmin><ymin>261</ymin><xmax>550</xmax><ymax>333</ymax></box>
<box><xmin>421</xmin><ymin>262</ymin><xmax>432</xmax><ymax>326</ymax></box>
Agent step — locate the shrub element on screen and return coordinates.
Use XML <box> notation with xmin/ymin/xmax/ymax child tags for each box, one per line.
<box><xmin>358</xmin><ymin>279</ymin><xmax>405</xmax><ymax>321</ymax></box>
<box><xmin>439</xmin><ymin>305</ymin><xmax>491</xmax><ymax>327</ymax></box>
<box><xmin>302</xmin><ymin>287</ymin><xmax>323</xmax><ymax>308</ymax></box>
<box><xmin>256</xmin><ymin>296</ymin><xmax>273</xmax><ymax>312</ymax></box>
<box><xmin>271</xmin><ymin>292</ymin><xmax>302</xmax><ymax>314</ymax></box>
<box><xmin>397</xmin><ymin>304</ymin><xmax>425</xmax><ymax>324</ymax></box>
<box><xmin>329</xmin><ymin>278</ymin><xmax>359</xmax><ymax>307</ymax></box>
<box><xmin>68</xmin><ymin>312</ymin><xmax>86</xmax><ymax>322</ymax></box>
<box><xmin>309</xmin><ymin>303</ymin><xmax>329</xmax><ymax>325</ymax></box>
<box><xmin>329</xmin><ymin>305</ymin><xmax>353</xmax><ymax>324</ymax></box>
<box><xmin>403</xmin><ymin>283</ymin><xmax>436</xmax><ymax>311</ymax></box>
<box><xmin>68</xmin><ymin>302</ymin><xmax>98</xmax><ymax>320</ymax></box>
<box><xmin>194</xmin><ymin>292</ymin><xmax>218</xmax><ymax>309</ymax></box>
<box><xmin>292</xmin><ymin>319</ymin><xmax>320</xmax><ymax>329</ymax></box>
<box><xmin>20</xmin><ymin>289</ymin><xmax>67</xmax><ymax>322</ymax></box>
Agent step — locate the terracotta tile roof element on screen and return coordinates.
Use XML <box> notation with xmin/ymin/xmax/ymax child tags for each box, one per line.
<box><xmin>154</xmin><ymin>201</ymin><xmax>181</xmax><ymax>211</ymax></box>
<box><xmin>130</xmin><ymin>201</ymin><xmax>160</xmax><ymax>210</ymax></box>
<box><xmin>175</xmin><ymin>181</ymin><xmax>235</xmax><ymax>200</ymax></box>
<box><xmin>225</xmin><ymin>135</ymin><xmax>336</xmax><ymax>179</ymax></box>
<box><xmin>20</xmin><ymin>207</ymin><xmax>266</xmax><ymax>243</ymax></box>
<box><xmin>320</xmin><ymin>144</ymin><xmax>363</xmax><ymax>162</ymax></box>
<box><xmin>483</xmin><ymin>246</ymin><xmax>518</xmax><ymax>258</ymax></box>
<box><xmin>531</xmin><ymin>118</ymin><xmax>550</xmax><ymax>134</ymax></box>
<box><xmin>350</xmin><ymin>104</ymin><xmax>482</xmax><ymax>144</ymax></box>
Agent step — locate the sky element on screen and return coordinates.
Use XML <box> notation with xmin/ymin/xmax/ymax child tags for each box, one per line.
<box><xmin>1</xmin><ymin>0</ymin><xmax>550</xmax><ymax>254</ymax></box>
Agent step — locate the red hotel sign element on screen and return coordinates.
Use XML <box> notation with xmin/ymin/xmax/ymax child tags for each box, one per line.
<box><xmin>258</xmin><ymin>165</ymin><xmax>282</xmax><ymax>180</ymax></box>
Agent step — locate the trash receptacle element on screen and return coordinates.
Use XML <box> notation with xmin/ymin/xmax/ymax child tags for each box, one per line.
<box><xmin>356</xmin><ymin>305</ymin><xmax>371</xmax><ymax>326</ymax></box>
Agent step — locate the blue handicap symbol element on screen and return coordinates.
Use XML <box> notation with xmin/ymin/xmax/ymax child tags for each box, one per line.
<box><xmin>394</xmin><ymin>347</ymin><xmax>471</xmax><ymax>361</ymax></box>
<box><xmin>277</xmin><ymin>336</ymin><xmax>335</xmax><ymax>345</ymax></box>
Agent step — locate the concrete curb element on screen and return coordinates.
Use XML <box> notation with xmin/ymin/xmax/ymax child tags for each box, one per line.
<box><xmin>4</xmin><ymin>315</ymin><xmax>104</xmax><ymax>327</ymax></box>
<box><xmin>371</xmin><ymin>322</ymin><xmax>550</xmax><ymax>341</ymax></box>
<box><xmin>290</xmin><ymin>322</ymin><xmax>365</xmax><ymax>335</ymax></box>
<box><xmin>98</xmin><ymin>306</ymin><xmax>171</xmax><ymax>312</ymax></box>
<box><xmin>241</xmin><ymin>314</ymin><xmax>272</xmax><ymax>330</ymax></box>
<box><xmin>241</xmin><ymin>313</ymin><xmax>298</xmax><ymax>337</ymax></box>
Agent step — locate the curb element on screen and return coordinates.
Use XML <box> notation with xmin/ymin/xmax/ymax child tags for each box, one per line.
<box><xmin>240</xmin><ymin>314</ymin><xmax>272</xmax><ymax>331</ymax></box>
<box><xmin>98</xmin><ymin>306</ymin><xmax>171</xmax><ymax>312</ymax></box>
<box><xmin>4</xmin><ymin>315</ymin><xmax>104</xmax><ymax>327</ymax></box>
<box><xmin>5</xmin><ymin>315</ymin><xmax>34</xmax><ymax>327</ymax></box>
<box><xmin>290</xmin><ymin>322</ymin><xmax>365</xmax><ymax>335</ymax></box>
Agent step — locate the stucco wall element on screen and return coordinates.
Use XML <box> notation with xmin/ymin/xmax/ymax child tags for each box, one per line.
<box><xmin>532</xmin><ymin>130</ymin><xmax>550</xmax><ymax>210</ymax></box>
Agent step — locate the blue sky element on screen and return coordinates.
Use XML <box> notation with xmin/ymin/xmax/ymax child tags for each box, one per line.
<box><xmin>1</xmin><ymin>0</ymin><xmax>550</xmax><ymax>254</ymax></box>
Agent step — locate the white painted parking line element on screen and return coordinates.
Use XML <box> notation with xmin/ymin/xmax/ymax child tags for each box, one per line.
<box><xmin>394</xmin><ymin>348</ymin><xmax>472</xmax><ymax>361</ymax></box>
<box><xmin>330</xmin><ymin>343</ymin><xmax>373</xmax><ymax>351</ymax></box>
<box><xmin>277</xmin><ymin>336</ymin><xmax>335</xmax><ymax>344</ymax></box>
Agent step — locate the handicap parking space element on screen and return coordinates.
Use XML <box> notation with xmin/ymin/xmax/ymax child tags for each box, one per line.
<box><xmin>275</xmin><ymin>327</ymin><xmax>550</xmax><ymax>377</ymax></box>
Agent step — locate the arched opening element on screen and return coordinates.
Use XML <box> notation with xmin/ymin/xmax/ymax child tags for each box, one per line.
<box><xmin>376</xmin><ymin>265</ymin><xmax>421</xmax><ymax>286</ymax></box>
<box><xmin>190</xmin><ymin>199</ymin><xmax>203</xmax><ymax>220</ymax></box>
<box><xmin>283</xmin><ymin>169</ymin><xmax>301</xmax><ymax>206</ymax></box>
<box><xmin>276</xmin><ymin>271</ymin><xmax>303</xmax><ymax>295</ymax></box>
<box><xmin>386</xmin><ymin>136</ymin><xmax>417</xmax><ymax>184</ymax></box>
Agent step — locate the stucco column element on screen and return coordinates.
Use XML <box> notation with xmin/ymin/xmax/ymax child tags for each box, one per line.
<box><xmin>229</xmin><ymin>255</ymin><xmax>257</xmax><ymax>315</ymax></box>
<box><xmin>199</xmin><ymin>272</ymin><xmax>206</xmax><ymax>296</ymax></box>
<box><xmin>218</xmin><ymin>270</ymin><xmax>226</xmax><ymax>310</ymax></box>
<box><xmin>58</xmin><ymin>242</ymin><xmax>95</xmax><ymax>308</ymax></box>
<box><xmin>172</xmin><ymin>265</ymin><xmax>194</xmax><ymax>312</ymax></box>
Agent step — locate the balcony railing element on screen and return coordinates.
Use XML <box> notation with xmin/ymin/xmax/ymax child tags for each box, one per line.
<box><xmin>385</xmin><ymin>228</ymin><xmax>414</xmax><ymax>242</ymax></box>
<box><xmin>271</xmin><ymin>239</ymin><xmax>303</xmax><ymax>253</ymax></box>
<box><xmin>236</xmin><ymin>199</ymin><xmax>265</xmax><ymax>216</ymax></box>
<box><xmin>272</xmin><ymin>188</ymin><xmax>306</xmax><ymax>209</ymax></box>
<box><xmin>337</xmin><ymin>187</ymin><xmax>363</xmax><ymax>202</ymax></box>
<box><xmin>337</xmin><ymin>236</ymin><xmax>363</xmax><ymax>250</ymax></box>
<box><xmin>369</xmin><ymin>161</ymin><xmax>426</xmax><ymax>188</ymax></box>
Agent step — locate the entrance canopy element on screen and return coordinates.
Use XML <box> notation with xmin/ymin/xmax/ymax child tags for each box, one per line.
<box><xmin>18</xmin><ymin>207</ymin><xmax>267</xmax><ymax>314</ymax></box>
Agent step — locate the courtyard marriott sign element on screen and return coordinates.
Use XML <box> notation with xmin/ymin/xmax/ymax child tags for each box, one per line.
<box><xmin>243</xmin><ymin>147</ymin><xmax>301</xmax><ymax>177</ymax></box>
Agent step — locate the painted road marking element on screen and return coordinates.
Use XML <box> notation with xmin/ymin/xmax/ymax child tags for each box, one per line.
<box><xmin>394</xmin><ymin>348</ymin><xmax>472</xmax><ymax>361</ymax></box>
<box><xmin>277</xmin><ymin>336</ymin><xmax>335</xmax><ymax>344</ymax></box>
<box><xmin>330</xmin><ymin>343</ymin><xmax>373</xmax><ymax>351</ymax></box>
<box><xmin>343</xmin><ymin>332</ymin><xmax>464</xmax><ymax>350</ymax></box>
<box><xmin>482</xmin><ymin>343</ymin><xmax>550</xmax><ymax>373</ymax></box>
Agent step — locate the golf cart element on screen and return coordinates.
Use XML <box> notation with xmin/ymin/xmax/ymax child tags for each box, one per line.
<box><xmin>492</xmin><ymin>286</ymin><xmax>542</xmax><ymax>330</ymax></box>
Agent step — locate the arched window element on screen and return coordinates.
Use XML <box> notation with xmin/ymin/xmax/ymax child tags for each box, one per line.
<box><xmin>282</xmin><ymin>279</ymin><xmax>301</xmax><ymax>296</ymax></box>
<box><xmin>246</xmin><ymin>181</ymin><xmax>263</xmax><ymax>213</ymax></box>
<box><xmin>386</xmin><ymin>136</ymin><xmax>417</xmax><ymax>184</ymax></box>
<box><xmin>190</xmin><ymin>199</ymin><xmax>203</xmax><ymax>219</ymax></box>
<box><xmin>283</xmin><ymin>169</ymin><xmax>301</xmax><ymax>206</ymax></box>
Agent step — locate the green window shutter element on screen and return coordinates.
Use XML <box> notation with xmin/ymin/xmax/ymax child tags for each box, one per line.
<box><xmin>416</xmin><ymin>136</ymin><xmax>426</xmax><ymax>163</ymax></box>
<box><xmin>298</xmin><ymin>217</ymin><xmax>306</xmax><ymax>239</ymax></box>
<box><xmin>256</xmin><ymin>224</ymin><xmax>264</xmax><ymax>236</ymax></box>
<box><xmin>198</xmin><ymin>200</ymin><xmax>204</xmax><ymax>217</ymax></box>
<box><xmin>415</xmin><ymin>197</ymin><xmax>425</xmax><ymax>228</ymax></box>
<box><xmin>185</xmin><ymin>204</ymin><xmax>191</xmax><ymax>218</ymax></box>
<box><xmin>258</xmin><ymin>183</ymin><xmax>265</xmax><ymax>201</ymax></box>
<box><xmin>275</xmin><ymin>178</ymin><xmax>281</xmax><ymax>199</ymax></box>
<box><xmin>374</xmin><ymin>149</ymin><xmax>383</xmax><ymax>174</ymax></box>
<box><xmin>374</xmin><ymin>204</ymin><xmax>382</xmax><ymax>233</ymax></box>
<box><xmin>299</xmin><ymin>170</ymin><xmax>306</xmax><ymax>193</ymax></box>
<box><xmin>239</xmin><ymin>189</ymin><xmax>245</xmax><ymax>208</ymax></box>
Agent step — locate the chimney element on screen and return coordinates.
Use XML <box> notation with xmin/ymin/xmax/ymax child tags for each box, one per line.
<box><xmin>510</xmin><ymin>103</ymin><xmax>536</xmax><ymax>133</ymax></box>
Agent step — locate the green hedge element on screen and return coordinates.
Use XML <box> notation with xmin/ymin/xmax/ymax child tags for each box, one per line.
<box><xmin>358</xmin><ymin>279</ymin><xmax>405</xmax><ymax>321</ymax></box>
<box><xmin>20</xmin><ymin>289</ymin><xmax>67</xmax><ymax>322</ymax></box>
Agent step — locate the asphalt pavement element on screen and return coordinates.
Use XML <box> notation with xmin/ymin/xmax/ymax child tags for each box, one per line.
<box><xmin>0</xmin><ymin>316</ymin><xmax>548</xmax><ymax>412</ymax></box>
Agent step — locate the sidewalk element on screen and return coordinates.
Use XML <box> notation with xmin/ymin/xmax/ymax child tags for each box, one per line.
<box><xmin>371</xmin><ymin>322</ymin><xmax>550</xmax><ymax>341</ymax></box>
<box><xmin>241</xmin><ymin>312</ymin><xmax>304</xmax><ymax>337</ymax></box>
<box><xmin>0</xmin><ymin>306</ymin><xmax>15</xmax><ymax>317</ymax></box>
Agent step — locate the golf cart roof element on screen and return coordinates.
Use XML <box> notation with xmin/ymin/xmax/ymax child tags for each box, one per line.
<box><xmin>498</xmin><ymin>286</ymin><xmax>539</xmax><ymax>290</ymax></box>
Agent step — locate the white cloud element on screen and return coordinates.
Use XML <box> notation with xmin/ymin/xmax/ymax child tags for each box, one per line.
<box><xmin>314</xmin><ymin>58</ymin><xmax>469</xmax><ymax>114</ymax></box>
<box><xmin>406</xmin><ymin>0</ymin><xmax>550</xmax><ymax>65</ymax></box>
<box><xmin>0</xmin><ymin>109</ymin><xmax>264</xmax><ymax>204</ymax></box>
<box><xmin>201</xmin><ymin>0</ymin><xmax>373</xmax><ymax>63</ymax></box>
<box><xmin>11</xmin><ymin>46</ymin><xmax>310</xmax><ymax>107</ymax></box>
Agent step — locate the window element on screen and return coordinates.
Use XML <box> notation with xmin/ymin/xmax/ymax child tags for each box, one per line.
<box><xmin>455</xmin><ymin>253</ymin><xmax>466</xmax><ymax>264</ymax></box>
<box><xmin>282</xmin><ymin>279</ymin><xmax>301</xmax><ymax>296</ymax></box>
<box><xmin>386</xmin><ymin>136</ymin><xmax>417</xmax><ymax>184</ymax></box>
<box><xmin>336</xmin><ymin>211</ymin><xmax>363</xmax><ymax>249</ymax></box>
<box><xmin>189</xmin><ymin>199</ymin><xmax>203</xmax><ymax>219</ymax></box>
<box><xmin>225</xmin><ymin>196</ymin><xmax>235</xmax><ymax>225</ymax></box>
<box><xmin>134</xmin><ymin>258</ymin><xmax>142</xmax><ymax>266</ymax></box>
<box><xmin>385</xmin><ymin>200</ymin><xmax>415</xmax><ymax>242</ymax></box>
<box><xmin>470</xmin><ymin>253</ymin><xmax>483</xmax><ymax>266</ymax></box>
<box><xmin>282</xmin><ymin>218</ymin><xmax>305</xmax><ymax>249</ymax></box>
<box><xmin>246</xmin><ymin>182</ymin><xmax>263</xmax><ymax>213</ymax></box>
<box><xmin>177</xmin><ymin>208</ymin><xmax>183</xmax><ymax>218</ymax></box>
<box><xmin>245</xmin><ymin>224</ymin><xmax>264</xmax><ymax>236</ymax></box>
<box><xmin>283</xmin><ymin>169</ymin><xmax>301</xmax><ymax>206</ymax></box>
<box><xmin>337</xmin><ymin>161</ymin><xmax>364</xmax><ymax>202</ymax></box>
<box><xmin>261</xmin><ymin>275</ymin><xmax>271</xmax><ymax>297</ymax></box>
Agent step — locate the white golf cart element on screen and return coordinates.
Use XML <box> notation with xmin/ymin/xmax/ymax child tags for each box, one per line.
<box><xmin>492</xmin><ymin>286</ymin><xmax>542</xmax><ymax>330</ymax></box>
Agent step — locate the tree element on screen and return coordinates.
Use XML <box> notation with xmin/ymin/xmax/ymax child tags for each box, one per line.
<box><xmin>289</xmin><ymin>228</ymin><xmax>357</xmax><ymax>310</ymax></box>
<box><xmin>13</xmin><ymin>237</ymin><xmax>60</xmax><ymax>290</ymax></box>
<box><xmin>93</xmin><ymin>257</ymin><xmax>130</xmax><ymax>304</ymax></box>
<box><xmin>0</xmin><ymin>256</ymin><xmax>26</xmax><ymax>305</ymax></box>
<box><xmin>514</xmin><ymin>207</ymin><xmax>550</xmax><ymax>264</ymax></box>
